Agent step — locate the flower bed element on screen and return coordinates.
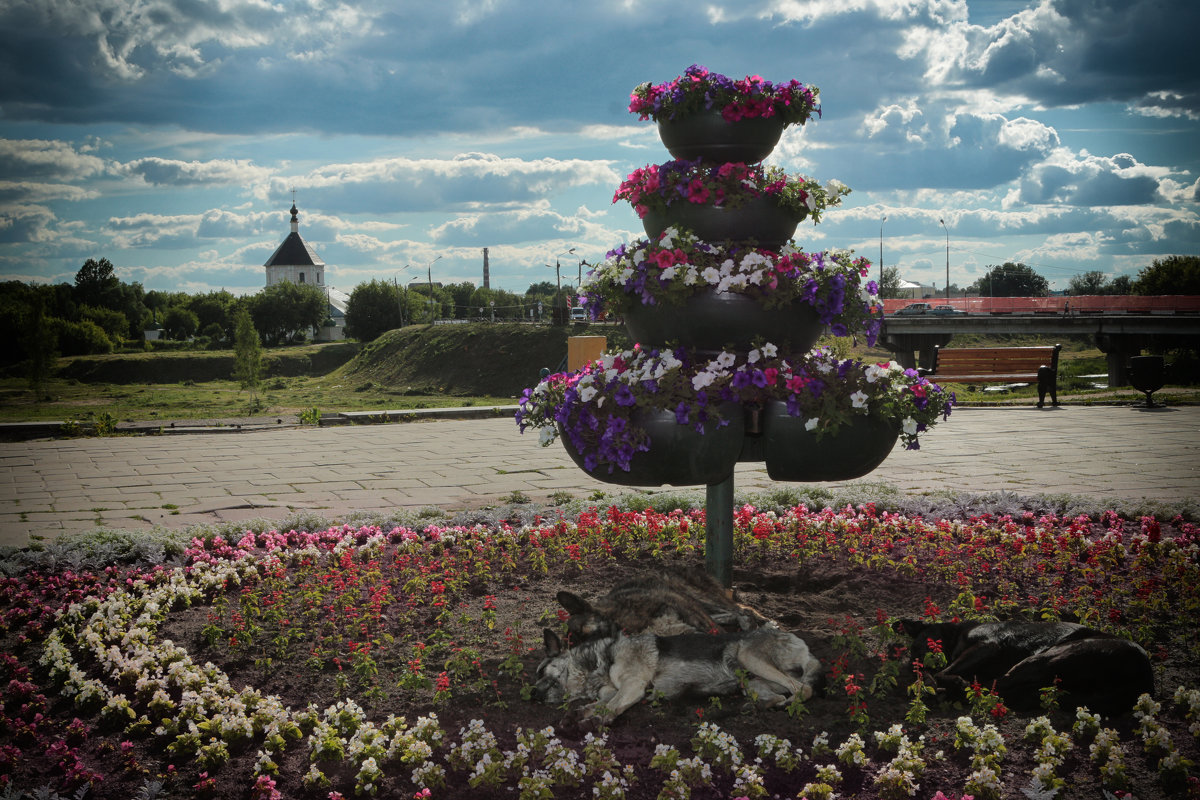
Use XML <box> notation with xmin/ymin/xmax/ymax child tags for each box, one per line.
<box><xmin>2</xmin><ymin>504</ymin><xmax>1198</xmax><ymax>799</ymax></box>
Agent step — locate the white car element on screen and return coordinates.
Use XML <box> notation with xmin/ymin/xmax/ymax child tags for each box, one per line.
<box><xmin>570</xmin><ymin>307</ymin><xmax>587</xmax><ymax>321</ymax></box>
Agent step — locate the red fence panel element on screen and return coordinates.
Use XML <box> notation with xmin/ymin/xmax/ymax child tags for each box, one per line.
<box><xmin>880</xmin><ymin>296</ymin><xmax>1200</xmax><ymax>314</ymax></box>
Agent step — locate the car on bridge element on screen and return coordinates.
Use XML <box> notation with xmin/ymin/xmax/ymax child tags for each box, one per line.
<box><xmin>930</xmin><ymin>304</ymin><xmax>967</xmax><ymax>316</ymax></box>
<box><xmin>893</xmin><ymin>302</ymin><xmax>933</xmax><ymax>315</ymax></box>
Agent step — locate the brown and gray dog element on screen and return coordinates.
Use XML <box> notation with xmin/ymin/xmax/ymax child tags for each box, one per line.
<box><xmin>532</xmin><ymin>626</ymin><xmax>821</xmax><ymax>726</ymax></box>
<box><xmin>555</xmin><ymin>566</ymin><xmax>772</xmax><ymax>643</ymax></box>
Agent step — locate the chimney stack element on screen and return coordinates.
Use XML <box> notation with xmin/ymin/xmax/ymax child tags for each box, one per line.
<box><xmin>482</xmin><ymin>247</ymin><xmax>490</xmax><ymax>289</ymax></box>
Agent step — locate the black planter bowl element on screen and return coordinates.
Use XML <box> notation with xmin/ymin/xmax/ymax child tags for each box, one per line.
<box><xmin>657</xmin><ymin>111</ymin><xmax>786</xmax><ymax>164</ymax></box>
<box><xmin>622</xmin><ymin>290</ymin><xmax>824</xmax><ymax>353</ymax></box>
<box><xmin>760</xmin><ymin>403</ymin><xmax>900</xmax><ymax>481</ymax></box>
<box><xmin>559</xmin><ymin>405</ymin><xmax>744</xmax><ymax>486</ymax></box>
<box><xmin>642</xmin><ymin>196</ymin><xmax>804</xmax><ymax>251</ymax></box>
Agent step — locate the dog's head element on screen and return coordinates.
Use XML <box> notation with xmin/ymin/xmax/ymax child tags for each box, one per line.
<box><xmin>530</xmin><ymin>629</ymin><xmax>575</xmax><ymax>705</ymax></box>
<box><xmin>557</xmin><ymin>590</ymin><xmax>619</xmax><ymax>644</ymax></box>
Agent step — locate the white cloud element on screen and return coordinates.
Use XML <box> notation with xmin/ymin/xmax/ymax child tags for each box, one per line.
<box><xmin>120</xmin><ymin>157</ymin><xmax>274</xmax><ymax>188</ymax></box>
<box><xmin>0</xmin><ymin>139</ymin><xmax>109</xmax><ymax>181</ymax></box>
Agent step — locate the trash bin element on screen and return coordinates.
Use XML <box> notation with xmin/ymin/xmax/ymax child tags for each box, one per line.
<box><xmin>1128</xmin><ymin>355</ymin><xmax>1165</xmax><ymax>408</ymax></box>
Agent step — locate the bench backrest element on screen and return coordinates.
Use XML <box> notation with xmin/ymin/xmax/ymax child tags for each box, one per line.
<box><xmin>932</xmin><ymin>345</ymin><xmax>1061</xmax><ymax>375</ymax></box>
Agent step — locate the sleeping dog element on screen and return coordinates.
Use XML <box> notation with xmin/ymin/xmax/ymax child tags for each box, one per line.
<box><xmin>532</xmin><ymin>626</ymin><xmax>821</xmax><ymax>727</ymax></box>
<box><xmin>898</xmin><ymin>619</ymin><xmax>1154</xmax><ymax>713</ymax></box>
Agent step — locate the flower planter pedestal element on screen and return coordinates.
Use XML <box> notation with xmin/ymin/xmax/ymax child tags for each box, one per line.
<box><xmin>642</xmin><ymin>196</ymin><xmax>804</xmax><ymax>250</ymax></box>
<box><xmin>623</xmin><ymin>290</ymin><xmax>825</xmax><ymax>353</ymax></box>
<box><xmin>657</xmin><ymin>111</ymin><xmax>786</xmax><ymax>164</ymax></box>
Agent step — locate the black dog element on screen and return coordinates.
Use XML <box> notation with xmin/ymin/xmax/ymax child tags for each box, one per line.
<box><xmin>898</xmin><ymin>619</ymin><xmax>1154</xmax><ymax>714</ymax></box>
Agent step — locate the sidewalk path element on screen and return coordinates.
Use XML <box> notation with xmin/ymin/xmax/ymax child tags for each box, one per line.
<box><xmin>2</xmin><ymin>406</ymin><xmax>1197</xmax><ymax>548</ymax></box>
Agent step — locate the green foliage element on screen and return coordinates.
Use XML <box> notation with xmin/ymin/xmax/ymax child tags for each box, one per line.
<box><xmin>967</xmin><ymin>262</ymin><xmax>1050</xmax><ymax>297</ymax></box>
<box><xmin>161</xmin><ymin>306</ymin><xmax>199</xmax><ymax>340</ymax></box>
<box><xmin>1065</xmin><ymin>271</ymin><xmax>1133</xmax><ymax>296</ymax></box>
<box><xmin>52</xmin><ymin>318</ymin><xmax>112</xmax><ymax>356</ymax></box>
<box><xmin>23</xmin><ymin>296</ymin><xmax>58</xmax><ymax>397</ymax></box>
<box><xmin>1133</xmin><ymin>255</ymin><xmax>1200</xmax><ymax>296</ymax></box>
<box><xmin>232</xmin><ymin>307</ymin><xmax>263</xmax><ymax>393</ymax></box>
<box><xmin>73</xmin><ymin>257</ymin><xmax>118</xmax><ymax>307</ymax></box>
<box><xmin>877</xmin><ymin>265</ymin><xmax>904</xmax><ymax>299</ymax></box>
<box><xmin>344</xmin><ymin>279</ymin><xmax>402</xmax><ymax>341</ymax></box>
<box><xmin>250</xmin><ymin>281</ymin><xmax>328</xmax><ymax>345</ymax></box>
<box><xmin>80</xmin><ymin>304</ymin><xmax>131</xmax><ymax>342</ymax></box>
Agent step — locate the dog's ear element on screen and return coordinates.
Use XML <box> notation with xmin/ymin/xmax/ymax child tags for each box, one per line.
<box><xmin>894</xmin><ymin>618</ymin><xmax>926</xmax><ymax>637</ymax></box>
<box><xmin>543</xmin><ymin>628</ymin><xmax>564</xmax><ymax>657</ymax></box>
<box><xmin>556</xmin><ymin>591</ymin><xmax>592</xmax><ymax>615</ymax></box>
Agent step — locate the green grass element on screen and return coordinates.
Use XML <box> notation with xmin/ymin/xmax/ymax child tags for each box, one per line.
<box><xmin>0</xmin><ymin>375</ymin><xmax>515</xmax><ymax>423</ymax></box>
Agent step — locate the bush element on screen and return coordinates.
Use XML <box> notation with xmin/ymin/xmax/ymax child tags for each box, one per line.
<box><xmin>52</xmin><ymin>318</ymin><xmax>113</xmax><ymax>356</ymax></box>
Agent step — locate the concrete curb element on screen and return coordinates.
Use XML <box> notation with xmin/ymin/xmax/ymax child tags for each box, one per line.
<box><xmin>0</xmin><ymin>406</ymin><xmax>522</xmax><ymax>441</ymax></box>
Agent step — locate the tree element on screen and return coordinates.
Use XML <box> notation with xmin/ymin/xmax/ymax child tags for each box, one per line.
<box><xmin>188</xmin><ymin>291</ymin><xmax>235</xmax><ymax>340</ymax></box>
<box><xmin>967</xmin><ymin>262</ymin><xmax>1049</xmax><ymax>297</ymax></box>
<box><xmin>80</xmin><ymin>305</ymin><xmax>130</xmax><ymax>343</ymax></box>
<box><xmin>344</xmin><ymin>280</ymin><xmax>402</xmax><ymax>342</ymax></box>
<box><xmin>877</xmin><ymin>266</ymin><xmax>904</xmax><ymax>299</ymax></box>
<box><xmin>73</xmin><ymin>258</ymin><xmax>119</xmax><ymax>308</ymax></box>
<box><xmin>23</xmin><ymin>297</ymin><xmax>57</xmax><ymax>399</ymax></box>
<box><xmin>1108</xmin><ymin>275</ymin><xmax>1133</xmax><ymax>295</ymax></box>
<box><xmin>161</xmin><ymin>306</ymin><xmax>199</xmax><ymax>340</ymax></box>
<box><xmin>444</xmin><ymin>282</ymin><xmax>477</xmax><ymax>319</ymax></box>
<box><xmin>1132</xmin><ymin>255</ymin><xmax>1200</xmax><ymax>295</ymax></box>
<box><xmin>525</xmin><ymin>281</ymin><xmax>557</xmax><ymax>296</ymax></box>
<box><xmin>1066</xmin><ymin>271</ymin><xmax>1106</xmax><ymax>295</ymax></box>
<box><xmin>231</xmin><ymin>307</ymin><xmax>262</xmax><ymax>395</ymax></box>
<box><xmin>248</xmin><ymin>281</ymin><xmax>328</xmax><ymax>345</ymax></box>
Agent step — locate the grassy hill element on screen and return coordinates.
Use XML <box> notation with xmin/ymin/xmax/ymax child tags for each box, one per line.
<box><xmin>333</xmin><ymin>322</ymin><xmax>619</xmax><ymax>397</ymax></box>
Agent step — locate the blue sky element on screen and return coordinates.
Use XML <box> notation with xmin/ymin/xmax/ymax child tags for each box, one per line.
<box><xmin>1</xmin><ymin>0</ymin><xmax>1197</xmax><ymax>297</ymax></box>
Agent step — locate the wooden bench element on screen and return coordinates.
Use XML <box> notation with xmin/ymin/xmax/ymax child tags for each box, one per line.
<box><xmin>920</xmin><ymin>344</ymin><xmax>1061</xmax><ymax>407</ymax></box>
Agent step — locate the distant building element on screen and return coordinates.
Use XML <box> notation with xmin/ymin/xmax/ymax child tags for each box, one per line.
<box><xmin>263</xmin><ymin>201</ymin><xmax>346</xmax><ymax>341</ymax></box>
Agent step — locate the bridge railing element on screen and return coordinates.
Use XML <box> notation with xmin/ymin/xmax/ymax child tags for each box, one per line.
<box><xmin>880</xmin><ymin>296</ymin><xmax>1200</xmax><ymax>315</ymax></box>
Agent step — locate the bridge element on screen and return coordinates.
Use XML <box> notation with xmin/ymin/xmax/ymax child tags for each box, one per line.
<box><xmin>880</xmin><ymin>311</ymin><xmax>1200</xmax><ymax>386</ymax></box>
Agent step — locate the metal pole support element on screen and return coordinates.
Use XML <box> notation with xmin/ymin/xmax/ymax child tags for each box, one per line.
<box><xmin>705</xmin><ymin>474</ymin><xmax>734</xmax><ymax>588</ymax></box>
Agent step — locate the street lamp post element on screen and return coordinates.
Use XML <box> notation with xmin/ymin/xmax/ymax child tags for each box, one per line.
<box><xmin>547</xmin><ymin>247</ymin><xmax>576</xmax><ymax>296</ymax></box>
<box><xmin>546</xmin><ymin>248</ymin><xmax>576</xmax><ymax>322</ymax></box>
<box><xmin>396</xmin><ymin>264</ymin><xmax>416</xmax><ymax>328</ymax></box>
<box><xmin>879</xmin><ymin>215</ymin><xmax>887</xmax><ymax>293</ymax></box>
<box><xmin>423</xmin><ymin>255</ymin><xmax>443</xmax><ymax>322</ymax></box>
<box><xmin>939</xmin><ymin>218</ymin><xmax>950</xmax><ymax>303</ymax></box>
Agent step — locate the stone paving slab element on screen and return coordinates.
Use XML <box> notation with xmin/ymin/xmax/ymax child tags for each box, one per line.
<box><xmin>0</xmin><ymin>406</ymin><xmax>1198</xmax><ymax>548</ymax></box>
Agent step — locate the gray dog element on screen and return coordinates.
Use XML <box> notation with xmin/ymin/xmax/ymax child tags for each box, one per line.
<box><xmin>532</xmin><ymin>627</ymin><xmax>821</xmax><ymax>726</ymax></box>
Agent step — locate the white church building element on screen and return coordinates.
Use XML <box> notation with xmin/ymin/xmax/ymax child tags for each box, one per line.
<box><xmin>263</xmin><ymin>201</ymin><xmax>349</xmax><ymax>341</ymax></box>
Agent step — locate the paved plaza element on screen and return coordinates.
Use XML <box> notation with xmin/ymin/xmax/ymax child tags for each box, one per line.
<box><xmin>1</xmin><ymin>405</ymin><xmax>1198</xmax><ymax>548</ymax></box>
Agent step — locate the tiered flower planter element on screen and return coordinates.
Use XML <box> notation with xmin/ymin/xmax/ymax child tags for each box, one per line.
<box><xmin>519</xmin><ymin>70</ymin><xmax>936</xmax><ymax>585</ymax></box>
<box><xmin>586</xmin><ymin>99</ymin><xmax>898</xmax><ymax>492</ymax></box>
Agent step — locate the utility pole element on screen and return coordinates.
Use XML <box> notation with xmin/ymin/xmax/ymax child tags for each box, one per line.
<box><xmin>879</xmin><ymin>215</ymin><xmax>887</xmax><ymax>294</ymax></box>
<box><xmin>939</xmin><ymin>218</ymin><xmax>950</xmax><ymax>302</ymax></box>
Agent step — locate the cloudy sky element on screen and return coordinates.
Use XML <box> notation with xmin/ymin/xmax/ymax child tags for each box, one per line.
<box><xmin>1</xmin><ymin>0</ymin><xmax>1197</xmax><ymax>298</ymax></box>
